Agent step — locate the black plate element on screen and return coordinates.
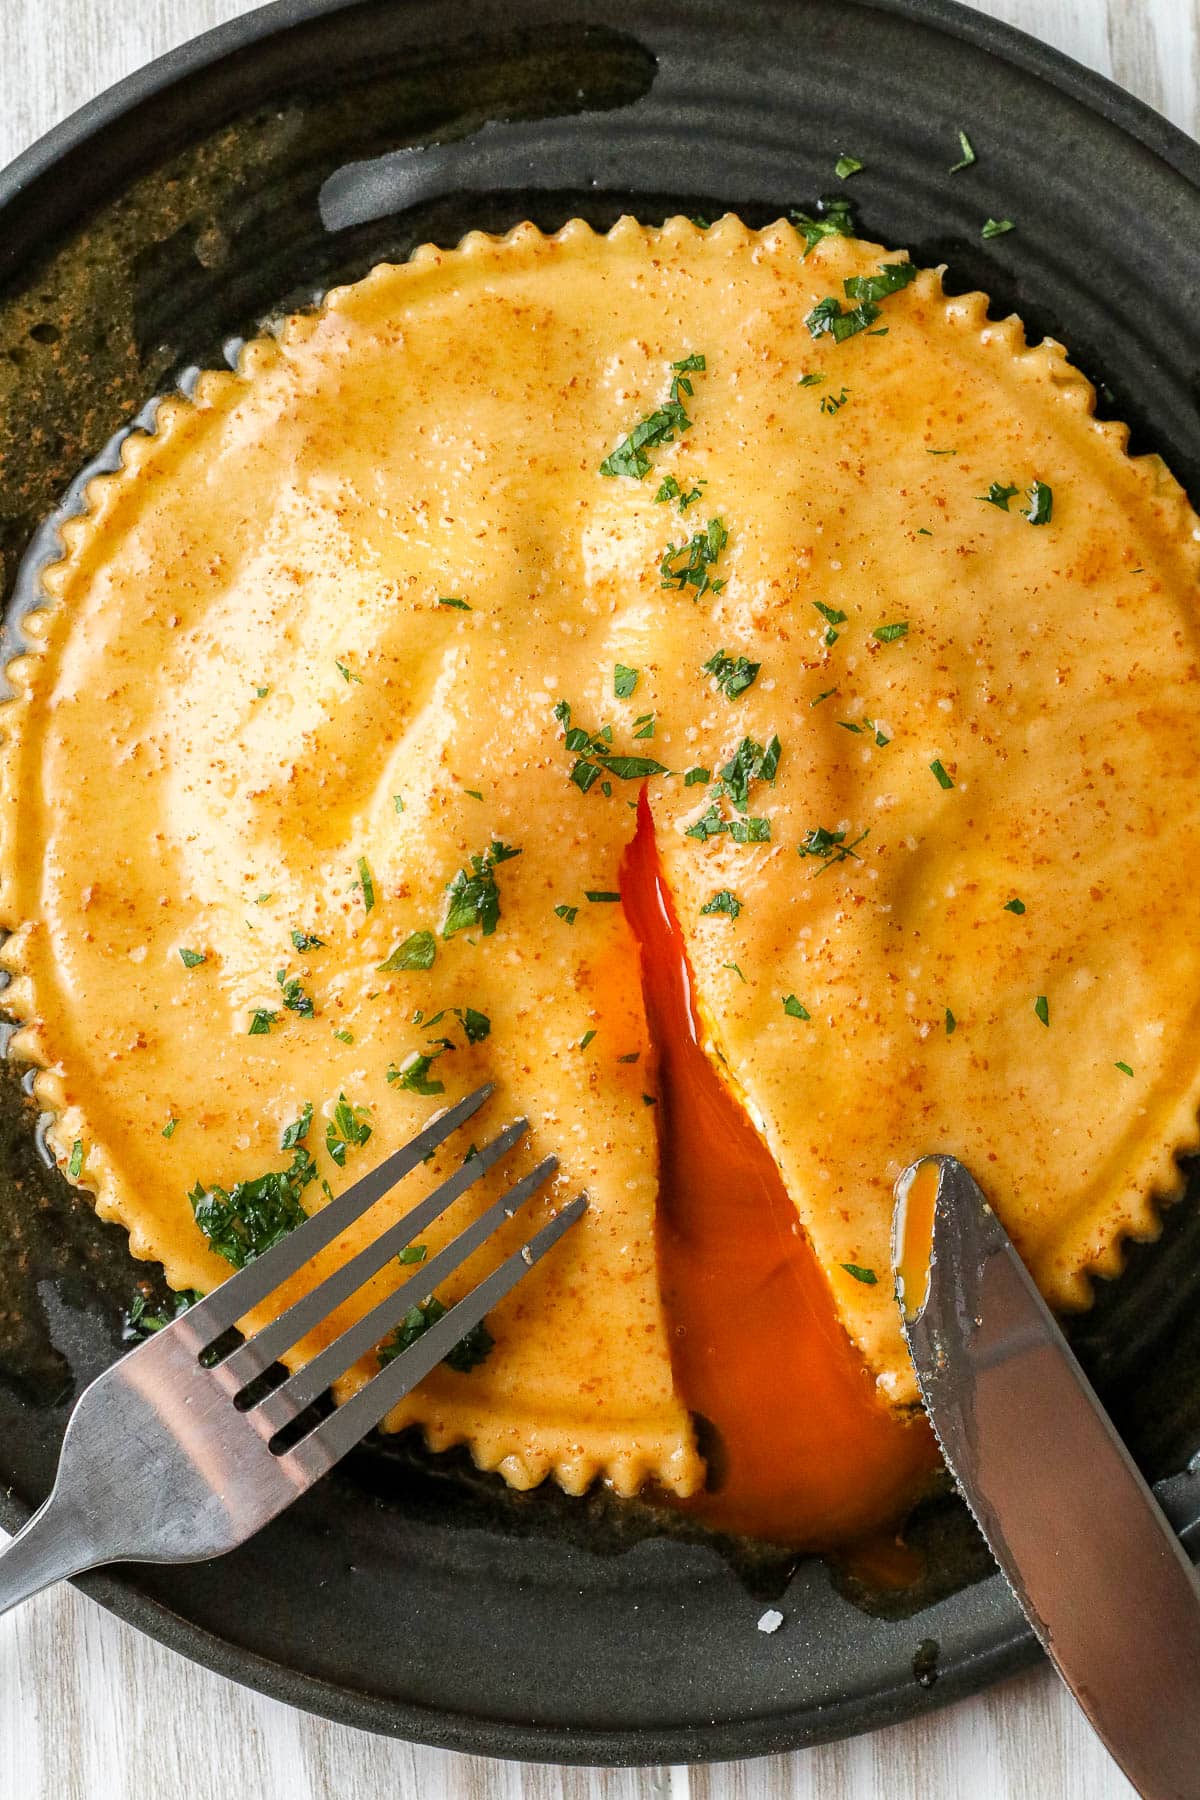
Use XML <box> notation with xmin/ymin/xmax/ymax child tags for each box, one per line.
<box><xmin>3</xmin><ymin>0</ymin><xmax>1200</xmax><ymax>1765</ymax></box>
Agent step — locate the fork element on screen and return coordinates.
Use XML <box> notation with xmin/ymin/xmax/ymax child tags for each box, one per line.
<box><xmin>0</xmin><ymin>1082</ymin><xmax>585</xmax><ymax>1616</ymax></box>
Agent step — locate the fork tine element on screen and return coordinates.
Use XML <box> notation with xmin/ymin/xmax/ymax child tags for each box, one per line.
<box><xmin>281</xmin><ymin>1193</ymin><xmax>588</xmax><ymax>1475</ymax></box>
<box><xmin>217</xmin><ymin>1116</ymin><xmax>529</xmax><ymax>1388</ymax></box>
<box><xmin>242</xmin><ymin>1154</ymin><xmax>559</xmax><ymax>1429</ymax></box>
<box><xmin>186</xmin><ymin>1083</ymin><xmax>494</xmax><ymax>1340</ymax></box>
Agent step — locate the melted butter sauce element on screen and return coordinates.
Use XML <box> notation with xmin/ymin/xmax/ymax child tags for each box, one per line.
<box><xmin>622</xmin><ymin>793</ymin><xmax>937</xmax><ymax>1550</ymax></box>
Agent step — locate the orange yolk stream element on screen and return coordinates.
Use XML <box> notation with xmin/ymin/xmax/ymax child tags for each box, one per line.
<box><xmin>621</xmin><ymin>793</ymin><xmax>937</xmax><ymax>1550</ymax></box>
<box><xmin>896</xmin><ymin>1158</ymin><xmax>942</xmax><ymax>1323</ymax></box>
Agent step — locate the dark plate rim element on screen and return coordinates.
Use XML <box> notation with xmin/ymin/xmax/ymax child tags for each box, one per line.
<box><xmin>0</xmin><ymin>0</ymin><xmax>1195</xmax><ymax>1764</ymax></box>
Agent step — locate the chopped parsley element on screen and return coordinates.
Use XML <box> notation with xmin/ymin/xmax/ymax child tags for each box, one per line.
<box><xmin>67</xmin><ymin>1140</ymin><xmax>83</xmax><ymax>1179</ymax></box>
<box><xmin>813</xmin><ymin>599</ymin><xmax>847</xmax><ymax>646</ymax></box>
<box><xmin>599</xmin><ymin>354</ymin><xmax>705</xmax><ymax>479</ymax></box>
<box><xmin>178</xmin><ymin>947</ymin><xmax>207</xmax><ymax>968</ymax></box>
<box><xmin>356</xmin><ymin>856</ymin><xmax>376</xmax><ymax>913</ymax></box>
<box><xmin>724</xmin><ymin>963</ymin><xmax>746</xmax><ymax>983</ymax></box>
<box><xmin>291</xmin><ymin>930</ymin><xmax>326</xmax><ymax>952</ymax></box>
<box><xmin>980</xmin><ymin>481</ymin><xmax>1019</xmax><ymax>510</ymax></box>
<box><xmin>654</xmin><ymin>474</ymin><xmax>706</xmax><ymax>510</ymax></box>
<box><xmin>280</xmin><ymin>1103</ymin><xmax>313</xmax><ymax>1151</ymax></box>
<box><xmin>190</xmin><ymin>1139</ymin><xmax>317</xmax><ymax>1268</ymax></box>
<box><xmin>701</xmin><ymin>889</ymin><xmax>742</xmax><ymax>920</ymax></box>
<box><xmin>326</xmin><ymin>1092</ymin><xmax>372</xmax><ymax>1166</ymax></box>
<box><xmin>162</xmin><ymin>1117</ymin><xmax>178</xmax><ymax>1139</ymax></box>
<box><xmin>1115</xmin><ymin>1061</ymin><xmax>1134</xmax><ymax>1077</ymax></box>
<box><xmin>684</xmin><ymin>766</ymin><xmax>711</xmax><ymax>787</ymax></box>
<box><xmin>797</xmin><ymin>824</ymin><xmax>868</xmax><ymax>868</ymax></box>
<box><xmin>806</xmin><ymin>262</ymin><xmax>916</xmax><ymax>343</ymax></box>
<box><xmin>275</xmin><ymin>969</ymin><xmax>315</xmax><ymax>1017</ymax></box>
<box><xmin>554</xmin><ymin>904</ymin><xmax>578</xmax><ymax>924</ymax></box>
<box><xmin>248</xmin><ymin>1009</ymin><xmax>278</xmax><ymax>1035</ymax></box>
<box><xmin>819</xmin><ymin>386</ymin><xmax>850</xmax><ymax>415</ymax></box>
<box><xmin>437</xmin><ymin>596</ymin><xmax>472</xmax><ymax>610</ymax></box>
<box><xmin>1026</xmin><ymin>480</ymin><xmax>1053</xmax><ymax>525</ymax></box>
<box><xmin>945</xmin><ymin>1008</ymin><xmax>957</xmax><ymax>1036</ymax></box>
<box><xmin>930</xmin><ymin>760</ymin><xmax>955</xmax><ymax>790</ymax></box>
<box><xmin>811</xmin><ymin>687</ymin><xmax>838</xmax><ymax>707</ymax></box>
<box><xmin>377</xmin><ymin>929</ymin><xmax>437</xmax><ymax>973</ymax></box>
<box><xmin>399</xmin><ymin>1244</ymin><xmax>427</xmax><ymax>1264</ymax></box>
<box><xmin>553</xmin><ymin>700</ymin><xmax>668</xmax><ymax>790</ymax></box>
<box><xmin>586</xmin><ymin>890</ymin><xmax>621</xmax><ymax>903</ymax></box>
<box><xmin>579</xmin><ymin>1029</ymin><xmax>597</xmax><ymax>1051</ymax></box>
<box><xmin>378</xmin><ymin>1297</ymin><xmax>494</xmax><ymax>1373</ymax></box>
<box><xmin>1035</xmin><ymin>995</ymin><xmax>1050</xmax><ymax>1027</ymax></box>
<box><xmin>388</xmin><ymin>1051</ymin><xmax>446</xmax><ymax>1096</ymax></box>
<box><xmin>783</xmin><ymin>994</ymin><xmax>811</xmax><ymax>1021</ymax></box>
<box><xmin>841</xmin><ymin>1263</ymin><xmax>878</xmax><ymax>1285</ymax></box>
<box><xmin>335</xmin><ymin>660</ymin><xmax>362</xmax><ymax>684</ymax></box>
<box><xmin>1003</xmin><ymin>898</ymin><xmax>1026</xmax><ymax>915</ymax></box>
<box><xmin>455</xmin><ymin>1006</ymin><xmax>491</xmax><ymax>1044</ymax></box>
<box><xmin>703</xmin><ymin>650</ymin><xmax>760</xmax><ymax>699</ymax></box>
<box><xmin>660</xmin><ymin>516</ymin><xmax>728</xmax><ymax>598</ymax></box>
<box><xmin>982</xmin><ymin>217</ymin><xmax>1014</xmax><ymax>238</ymax></box>
<box><xmin>614</xmin><ymin>663</ymin><xmax>640</xmax><ymax>699</ymax></box>
<box><xmin>333</xmin><ymin>1027</ymin><xmax>354</xmax><ymax>1045</ymax></box>
<box><xmin>835</xmin><ymin>153</ymin><xmax>864</xmax><ymax>179</ymax></box>
<box><xmin>123</xmin><ymin>1288</ymin><xmax>203</xmax><ymax>1342</ymax></box>
<box><xmin>797</xmin><ymin>372</ymin><xmax>825</xmax><ymax>388</ymax></box>
<box><xmin>872</xmin><ymin>621</ymin><xmax>908</xmax><ymax>643</ymax></box>
<box><xmin>838</xmin><ymin>717</ymin><xmax>890</xmax><ymax>747</ymax></box>
<box><xmin>442</xmin><ymin>841</ymin><xmax>521</xmax><ymax>939</ymax></box>
<box><xmin>393</xmin><ymin>794</ymin><xmax>405</xmax><ymax>814</ymax></box>
<box><xmin>789</xmin><ymin>198</ymin><xmax>855</xmax><ymax>254</ymax></box>
<box><xmin>714</xmin><ymin>734</ymin><xmax>781</xmax><ymax>810</ymax></box>
<box><xmin>950</xmin><ymin>129</ymin><xmax>977</xmax><ymax>172</ymax></box>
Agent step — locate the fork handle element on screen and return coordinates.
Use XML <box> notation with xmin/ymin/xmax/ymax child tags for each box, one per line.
<box><xmin>0</xmin><ymin>1492</ymin><xmax>97</xmax><ymax>1619</ymax></box>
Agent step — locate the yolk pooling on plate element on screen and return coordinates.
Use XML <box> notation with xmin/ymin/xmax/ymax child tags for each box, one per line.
<box><xmin>622</xmin><ymin>792</ymin><xmax>936</xmax><ymax>1547</ymax></box>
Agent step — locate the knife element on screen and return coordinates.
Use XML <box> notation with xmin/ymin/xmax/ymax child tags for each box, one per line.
<box><xmin>892</xmin><ymin>1154</ymin><xmax>1200</xmax><ymax>1800</ymax></box>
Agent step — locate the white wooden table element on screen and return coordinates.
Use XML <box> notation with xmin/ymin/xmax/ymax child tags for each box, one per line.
<box><xmin>1</xmin><ymin>0</ymin><xmax>1190</xmax><ymax>1792</ymax></box>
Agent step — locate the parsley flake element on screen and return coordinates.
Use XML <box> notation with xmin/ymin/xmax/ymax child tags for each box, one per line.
<box><xmin>807</xmin><ymin>262</ymin><xmax>916</xmax><ymax>344</ymax></box>
<box><xmin>614</xmin><ymin>663</ymin><xmax>640</xmax><ymax>699</ymax></box>
<box><xmin>950</xmin><ymin>129</ymin><xmax>976</xmax><ymax>172</ymax></box>
<box><xmin>980</xmin><ymin>481</ymin><xmax>1019</xmax><ymax>510</ymax></box>
<box><xmin>442</xmin><ymin>841</ymin><xmax>521</xmax><ymax>939</ymax></box>
<box><xmin>356</xmin><ymin>857</ymin><xmax>376</xmax><ymax>913</ymax></box>
<box><xmin>586</xmin><ymin>890</ymin><xmax>621</xmax><ymax>903</ymax></box>
<box><xmin>872</xmin><ymin>621</ymin><xmax>908</xmax><ymax>643</ymax></box>
<box><xmin>578</xmin><ymin>1029</ymin><xmax>597</xmax><ymax>1051</ymax></box>
<box><xmin>684</xmin><ymin>766</ymin><xmax>711</xmax><ymax>787</ymax></box>
<box><xmin>377</xmin><ymin>930</ymin><xmax>437</xmax><ymax>973</ymax></box>
<box><xmin>797</xmin><ymin>825</ymin><xmax>868</xmax><ymax>868</ymax></box>
<box><xmin>1026</xmin><ymin>480</ymin><xmax>1053</xmax><ymax>525</ymax></box>
<box><xmin>335</xmin><ymin>660</ymin><xmax>362</xmax><ymax>684</ymax></box>
<box><xmin>68</xmin><ymin>1140</ymin><xmax>83</xmax><ymax>1179</ymax></box>
<box><xmin>388</xmin><ymin>1051</ymin><xmax>446</xmax><ymax>1096</ymax></box>
<box><xmin>1035</xmin><ymin>995</ymin><xmax>1050</xmax><ymax>1027</ymax></box>
<box><xmin>291</xmin><ymin>930</ymin><xmax>326</xmax><ymax>952</ymax></box>
<box><xmin>554</xmin><ymin>904</ymin><xmax>578</xmax><ymax>924</ymax></box>
<box><xmin>819</xmin><ymin>386</ymin><xmax>850</xmax><ymax>415</ymax></box>
<box><xmin>1115</xmin><ymin>1061</ymin><xmax>1134</xmax><ymax>1077</ymax></box>
<box><xmin>841</xmin><ymin>1263</ymin><xmax>878</xmax><ymax>1285</ymax></box>
<box><xmin>178</xmin><ymin>947</ymin><xmax>207</xmax><ymax>968</ymax></box>
<box><xmin>945</xmin><ymin>1007</ymin><xmax>957</xmax><ymax>1036</ymax></box>
<box><xmin>982</xmin><ymin>217</ymin><xmax>1014</xmax><ymax>238</ymax></box>
<box><xmin>930</xmin><ymin>760</ymin><xmax>955</xmax><ymax>790</ymax></box>
<box><xmin>789</xmin><ymin>198</ymin><xmax>855</xmax><ymax>254</ymax></box>
<box><xmin>248</xmin><ymin>1009</ymin><xmax>278</xmax><ymax>1035</ymax></box>
<box><xmin>275</xmin><ymin>969</ymin><xmax>315</xmax><ymax>1017</ymax></box>
<box><xmin>438</xmin><ymin>596</ymin><xmax>472</xmax><ymax>610</ymax></box>
<box><xmin>1003</xmin><ymin>898</ymin><xmax>1026</xmax><ymax>915</ymax></box>
<box><xmin>703</xmin><ymin>650</ymin><xmax>760</xmax><ymax>699</ymax></box>
<box><xmin>378</xmin><ymin>1297</ymin><xmax>494</xmax><ymax>1374</ymax></box>
<box><xmin>783</xmin><ymin>994</ymin><xmax>810</xmax><ymax>1020</ymax></box>
<box><xmin>600</xmin><ymin>355</ymin><xmax>705</xmax><ymax>478</ymax></box>
<box><xmin>701</xmin><ymin>889</ymin><xmax>742</xmax><ymax>919</ymax></box>
<box><xmin>835</xmin><ymin>153</ymin><xmax>864</xmax><ymax>179</ymax></box>
<box><xmin>660</xmin><ymin>517</ymin><xmax>728</xmax><ymax>598</ymax></box>
<box><xmin>326</xmin><ymin>1092</ymin><xmax>372</xmax><ymax>1166</ymax></box>
<box><xmin>162</xmin><ymin>1117</ymin><xmax>178</xmax><ymax>1139</ymax></box>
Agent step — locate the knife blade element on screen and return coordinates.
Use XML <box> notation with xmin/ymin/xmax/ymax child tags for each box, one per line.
<box><xmin>892</xmin><ymin>1153</ymin><xmax>1200</xmax><ymax>1800</ymax></box>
